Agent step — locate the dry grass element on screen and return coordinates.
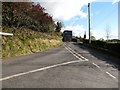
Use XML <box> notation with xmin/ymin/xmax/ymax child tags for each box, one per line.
<box><xmin>2</xmin><ymin>27</ymin><xmax>62</xmax><ymax>58</ymax></box>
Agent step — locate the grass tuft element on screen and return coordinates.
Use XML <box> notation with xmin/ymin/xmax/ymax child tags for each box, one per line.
<box><xmin>2</xmin><ymin>27</ymin><xmax>62</xmax><ymax>58</ymax></box>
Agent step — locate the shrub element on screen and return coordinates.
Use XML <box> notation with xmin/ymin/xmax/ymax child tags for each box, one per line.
<box><xmin>91</xmin><ymin>40</ymin><xmax>106</xmax><ymax>48</ymax></box>
<box><xmin>83</xmin><ymin>39</ymin><xmax>89</xmax><ymax>44</ymax></box>
<box><xmin>88</xmin><ymin>40</ymin><xmax>120</xmax><ymax>54</ymax></box>
<box><xmin>105</xmin><ymin>42</ymin><xmax>120</xmax><ymax>53</ymax></box>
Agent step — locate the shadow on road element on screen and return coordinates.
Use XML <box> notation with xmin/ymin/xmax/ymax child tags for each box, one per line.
<box><xmin>72</xmin><ymin>42</ymin><xmax>120</xmax><ymax>70</ymax></box>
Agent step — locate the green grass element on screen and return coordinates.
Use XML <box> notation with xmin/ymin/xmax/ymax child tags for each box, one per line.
<box><xmin>2</xmin><ymin>27</ymin><xmax>62</xmax><ymax>58</ymax></box>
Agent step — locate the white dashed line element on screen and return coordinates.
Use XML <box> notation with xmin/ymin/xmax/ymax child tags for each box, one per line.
<box><xmin>64</xmin><ymin>43</ymin><xmax>118</xmax><ymax>81</ymax></box>
<box><xmin>2</xmin><ymin>43</ymin><xmax>117</xmax><ymax>82</ymax></box>
<box><xmin>106</xmin><ymin>72</ymin><xmax>117</xmax><ymax>80</ymax></box>
<box><xmin>92</xmin><ymin>63</ymin><xmax>100</xmax><ymax>69</ymax></box>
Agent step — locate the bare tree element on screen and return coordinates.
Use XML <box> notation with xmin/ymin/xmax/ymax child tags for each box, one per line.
<box><xmin>105</xmin><ymin>24</ymin><xmax>111</xmax><ymax>40</ymax></box>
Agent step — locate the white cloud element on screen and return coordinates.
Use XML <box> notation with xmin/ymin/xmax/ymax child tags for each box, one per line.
<box><xmin>34</xmin><ymin>0</ymin><xmax>119</xmax><ymax>21</ymax></box>
<box><xmin>89</xmin><ymin>29</ymin><xmax>118</xmax><ymax>40</ymax></box>
<box><xmin>112</xmin><ymin>0</ymin><xmax>120</xmax><ymax>4</ymax></box>
<box><xmin>33</xmin><ymin>0</ymin><xmax>119</xmax><ymax>39</ymax></box>
<box><xmin>61</xmin><ymin>25</ymin><xmax>85</xmax><ymax>36</ymax></box>
<box><xmin>37</xmin><ymin>0</ymin><xmax>95</xmax><ymax>21</ymax></box>
<box><xmin>109</xmin><ymin>30</ymin><xmax>118</xmax><ymax>39</ymax></box>
<box><xmin>90</xmin><ymin>29</ymin><xmax>104</xmax><ymax>39</ymax></box>
<box><xmin>93</xmin><ymin>0</ymin><xmax>119</xmax><ymax>3</ymax></box>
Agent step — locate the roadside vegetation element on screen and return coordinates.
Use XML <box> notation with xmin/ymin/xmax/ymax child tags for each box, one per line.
<box><xmin>2</xmin><ymin>2</ymin><xmax>63</xmax><ymax>58</ymax></box>
<box><xmin>81</xmin><ymin>38</ymin><xmax>120</xmax><ymax>57</ymax></box>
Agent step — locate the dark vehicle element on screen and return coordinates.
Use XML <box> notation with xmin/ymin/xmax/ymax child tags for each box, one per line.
<box><xmin>72</xmin><ymin>36</ymin><xmax>78</xmax><ymax>42</ymax></box>
<box><xmin>62</xmin><ymin>30</ymin><xmax>72</xmax><ymax>42</ymax></box>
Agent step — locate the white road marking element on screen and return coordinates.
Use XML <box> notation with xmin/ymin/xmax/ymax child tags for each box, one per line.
<box><xmin>0</xmin><ymin>32</ymin><xmax>13</xmax><ymax>36</ymax></box>
<box><xmin>65</xmin><ymin>46</ymin><xmax>88</xmax><ymax>61</ymax></box>
<box><xmin>106</xmin><ymin>72</ymin><xmax>117</xmax><ymax>80</ymax></box>
<box><xmin>0</xmin><ymin>60</ymin><xmax>82</xmax><ymax>81</ymax></box>
<box><xmin>92</xmin><ymin>63</ymin><xmax>100</xmax><ymax>69</ymax></box>
<box><xmin>65</xmin><ymin>47</ymin><xmax>87</xmax><ymax>61</ymax></box>
<box><xmin>2</xmin><ymin>43</ymin><xmax>117</xmax><ymax>82</ymax></box>
<box><xmin>65</xmin><ymin>43</ymin><xmax>118</xmax><ymax>81</ymax></box>
<box><xmin>68</xmin><ymin>47</ymin><xmax>88</xmax><ymax>61</ymax></box>
<box><xmin>105</xmin><ymin>64</ymin><xmax>110</xmax><ymax>66</ymax></box>
<box><xmin>111</xmin><ymin>69</ymin><xmax>117</xmax><ymax>71</ymax></box>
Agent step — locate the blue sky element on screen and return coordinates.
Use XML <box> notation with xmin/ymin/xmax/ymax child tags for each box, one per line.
<box><xmin>63</xmin><ymin>2</ymin><xmax>118</xmax><ymax>39</ymax></box>
<box><xmin>90</xmin><ymin>2</ymin><xmax>118</xmax><ymax>39</ymax></box>
<box><xmin>33</xmin><ymin>0</ymin><xmax>119</xmax><ymax>40</ymax></box>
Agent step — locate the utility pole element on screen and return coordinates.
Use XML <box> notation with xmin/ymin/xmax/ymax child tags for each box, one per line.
<box><xmin>118</xmin><ymin>1</ymin><xmax>120</xmax><ymax>40</ymax></box>
<box><xmin>88</xmin><ymin>3</ymin><xmax>91</xmax><ymax>44</ymax></box>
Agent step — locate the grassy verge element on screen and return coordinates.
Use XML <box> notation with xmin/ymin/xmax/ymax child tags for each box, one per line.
<box><xmin>2</xmin><ymin>27</ymin><xmax>62</xmax><ymax>58</ymax></box>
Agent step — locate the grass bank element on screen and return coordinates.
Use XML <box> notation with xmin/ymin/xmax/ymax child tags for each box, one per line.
<box><xmin>2</xmin><ymin>27</ymin><xmax>62</xmax><ymax>58</ymax></box>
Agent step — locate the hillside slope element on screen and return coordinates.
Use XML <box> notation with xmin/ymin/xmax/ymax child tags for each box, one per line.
<box><xmin>2</xmin><ymin>2</ymin><xmax>63</xmax><ymax>58</ymax></box>
<box><xmin>2</xmin><ymin>27</ymin><xmax>62</xmax><ymax>58</ymax></box>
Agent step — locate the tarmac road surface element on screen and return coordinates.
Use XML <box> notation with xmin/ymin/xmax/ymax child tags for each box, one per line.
<box><xmin>1</xmin><ymin>42</ymin><xmax>119</xmax><ymax>88</ymax></box>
